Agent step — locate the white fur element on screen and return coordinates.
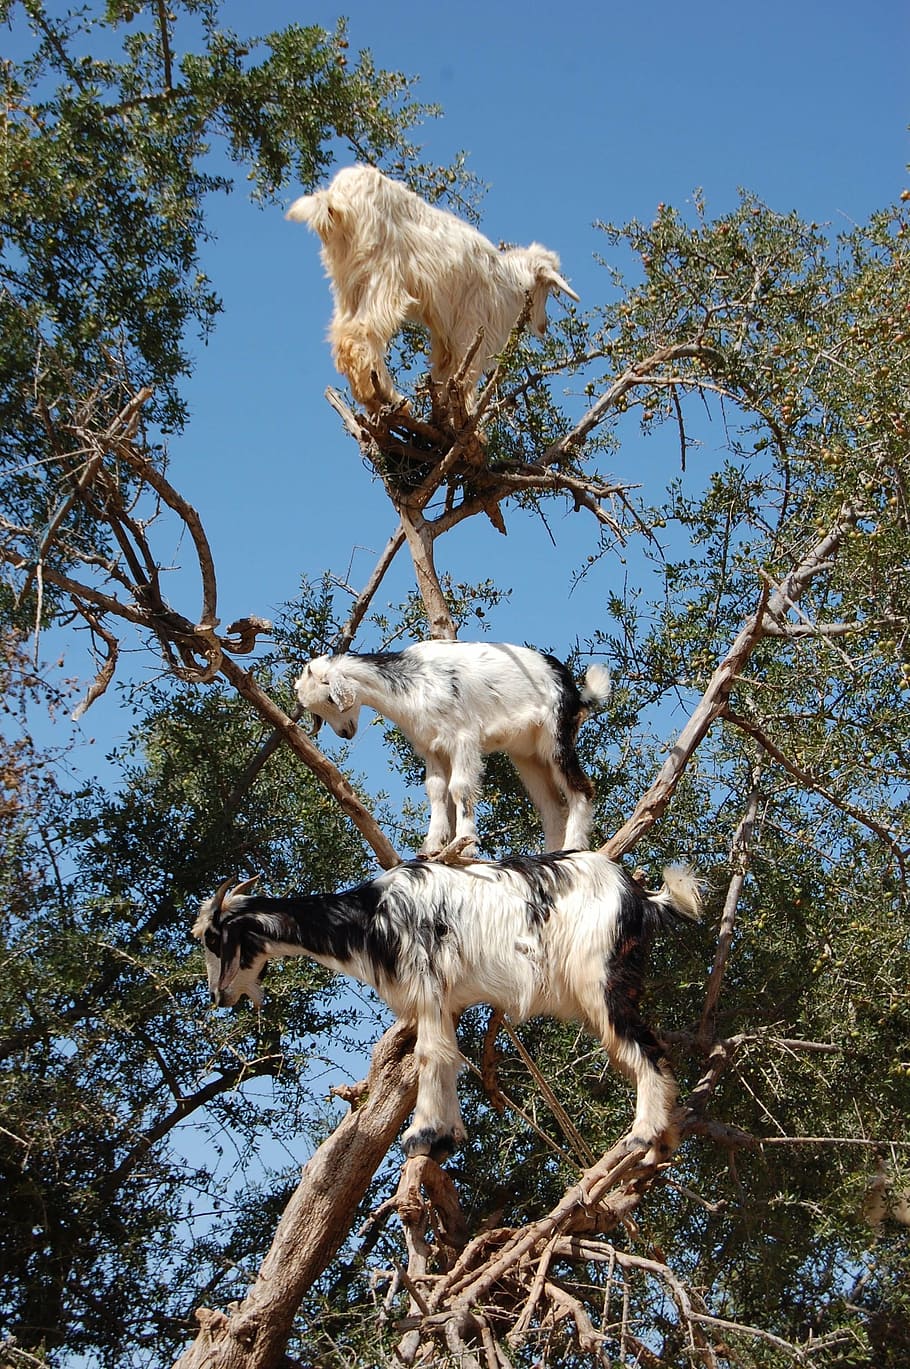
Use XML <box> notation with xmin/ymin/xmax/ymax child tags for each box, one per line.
<box><xmin>286</xmin><ymin>165</ymin><xmax>579</xmax><ymax>410</ymax></box>
<box><xmin>195</xmin><ymin>854</ymin><xmax>702</xmax><ymax>1160</ymax></box>
<box><xmin>294</xmin><ymin>642</ymin><xmax>612</xmax><ymax>855</ymax></box>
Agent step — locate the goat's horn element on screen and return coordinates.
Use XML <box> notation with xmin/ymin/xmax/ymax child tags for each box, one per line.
<box><xmin>550</xmin><ymin>272</ymin><xmax>580</xmax><ymax>302</ymax></box>
<box><xmin>223</xmin><ymin>875</ymin><xmax>261</xmax><ymax>911</ymax></box>
<box><xmin>210</xmin><ymin>876</ymin><xmax>235</xmax><ymax>914</ymax></box>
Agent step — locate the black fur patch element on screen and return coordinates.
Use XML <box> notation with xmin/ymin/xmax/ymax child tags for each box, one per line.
<box><xmin>351</xmin><ymin>651</ymin><xmax>418</xmax><ymax>694</ymax></box>
<box><xmin>495</xmin><ymin>851</ymin><xmax>577</xmax><ymax>927</ymax></box>
<box><xmin>377</xmin><ymin>863</ymin><xmax>452</xmax><ymax>959</ymax></box>
<box><xmin>542</xmin><ymin>654</ymin><xmax>595</xmax><ymax>799</ymax></box>
<box><xmin>603</xmin><ymin>881</ymin><xmax>666</xmax><ymax>1067</ymax></box>
<box><xmin>403</xmin><ymin>1125</ymin><xmax>460</xmax><ymax>1161</ymax></box>
<box><xmin>219</xmin><ymin>883</ymin><xmax>404</xmax><ymax>982</ymax></box>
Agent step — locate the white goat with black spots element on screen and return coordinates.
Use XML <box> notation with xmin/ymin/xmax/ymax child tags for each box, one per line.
<box><xmin>286</xmin><ymin>164</ymin><xmax>579</xmax><ymax>410</ymax></box>
<box><xmin>294</xmin><ymin>642</ymin><xmax>612</xmax><ymax>856</ymax></box>
<box><xmin>194</xmin><ymin>853</ymin><xmax>701</xmax><ymax>1162</ymax></box>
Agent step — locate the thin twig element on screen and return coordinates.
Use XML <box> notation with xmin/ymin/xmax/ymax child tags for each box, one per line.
<box><xmin>725</xmin><ymin>706</ymin><xmax>906</xmax><ymax>877</ymax></box>
<box><xmin>698</xmin><ymin>782</ymin><xmax>762</xmax><ymax>1049</ymax></box>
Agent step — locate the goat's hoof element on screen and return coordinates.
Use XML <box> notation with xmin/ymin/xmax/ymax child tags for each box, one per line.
<box><xmin>623</xmin><ymin>1130</ymin><xmax>676</xmax><ymax>1166</ymax></box>
<box><xmin>402</xmin><ymin>1125</ymin><xmax>462</xmax><ymax>1161</ymax></box>
<box><xmin>422</xmin><ymin>836</ymin><xmax>478</xmax><ymax>865</ymax></box>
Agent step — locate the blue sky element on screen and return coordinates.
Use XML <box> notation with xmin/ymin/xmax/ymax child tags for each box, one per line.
<box><xmin>17</xmin><ymin>0</ymin><xmax>909</xmax><ymax>785</ymax></box>
<box><xmin>183</xmin><ymin>0</ymin><xmax>909</xmax><ymax>629</ymax></box>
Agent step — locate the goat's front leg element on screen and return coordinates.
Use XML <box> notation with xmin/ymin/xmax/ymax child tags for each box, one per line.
<box><xmin>330</xmin><ymin>314</ymin><xmax>401</xmax><ymax>410</ymax></box>
<box><xmin>420</xmin><ymin>751</ymin><xmax>454</xmax><ymax>857</ymax></box>
<box><xmin>401</xmin><ymin>1006</ymin><xmax>465</xmax><ymax>1161</ymax></box>
<box><xmin>445</xmin><ymin>740</ymin><xmax>482</xmax><ymax>857</ymax></box>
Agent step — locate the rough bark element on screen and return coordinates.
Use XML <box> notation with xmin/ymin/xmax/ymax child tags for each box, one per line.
<box><xmin>172</xmin><ymin>1022</ymin><xmax>418</xmax><ymax>1369</ymax></box>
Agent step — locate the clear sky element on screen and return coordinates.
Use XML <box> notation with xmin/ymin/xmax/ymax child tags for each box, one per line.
<box><xmin>20</xmin><ymin>0</ymin><xmax>910</xmax><ymax>781</ymax></box>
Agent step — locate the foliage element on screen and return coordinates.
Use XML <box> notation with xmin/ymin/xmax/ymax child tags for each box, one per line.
<box><xmin>0</xmin><ymin>0</ymin><xmax>461</xmax><ymax>624</ymax></box>
<box><xmin>0</xmin><ymin>663</ymin><xmax>381</xmax><ymax>1365</ymax></box>
<box><xmin>0</xmin><ymin>1</ymin><xmax>908</xmax><ymax>1364</ymax></box>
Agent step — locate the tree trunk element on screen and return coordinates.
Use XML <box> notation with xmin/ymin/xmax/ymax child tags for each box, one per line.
<box><xmin>173</xmin><ymin>1021</ymin><xmax>418</xmax><ymax>1369</ymax></box>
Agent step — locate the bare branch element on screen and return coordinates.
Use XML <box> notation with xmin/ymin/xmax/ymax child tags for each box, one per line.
<box><xmin>724</xmin><ymin>707</ymin><xmax>907</xmax><ymax>877</ymax></box>
<box><xmin>220</xmin><ymin>524</ymin><xmax>405</xmax><ymax>818</ymax></box>
<box><xmin>600</xmin><ymin>506</ymin><xmax>859</xmax><ymax>860</ymax></box>
<box><xmin>218</xmin><ymin>654</ymin><xmax>401</xmax><ymax>869</ymax></box>
<box><xmin>599</xmin><ymin>582</ymin><xmax>770</xmax><ymax>860</ymax></box>
<box><xmin>698</xmin><ymin>783</ymin><xmax>762</xmax><ymax>1049</ymax></box>
<box><xmin>396</xmin><ymin>505</ymin><xmax>457</xmax><ymax>640</ymax></box>
<box><xmin>542</xmin><ymin>341</ymin><xmax>726</xmax><ymax>467</ymax></box>
<box><xmin>111</xmin><ymin>435</ymin><xmax>219</xmax><ymax>638</ymax></box>
<box><xmin>70</xmin><ymin>606</ymin><xmax>119</xmax><ymax>719</ymax></box>
<box><xmin>336</xmin><ymin>523</ymin><xmax>407</xmax><ymax>652</ymax></box>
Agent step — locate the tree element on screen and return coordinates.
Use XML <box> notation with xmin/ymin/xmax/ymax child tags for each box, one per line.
<box><xmin>1</xmin><ymin>3</ymin><xmax>909</xmax><ymax>1365</ymax></box>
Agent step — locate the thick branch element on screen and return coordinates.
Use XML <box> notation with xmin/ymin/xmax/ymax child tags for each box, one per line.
<box><xmin>599</xmin><ymin>585</ymin><xmax>769</xmax><ymax>860</ymax></box>
<box><xmin>396</xmin><ymin>506</ymin><xmax>457</xmax><ymax>640</ymax></box>
<box><xmin>217</xmin><ymin>654</ymin><xmax>401</xmax><ymax>869</ymax></box>
<box><xmin>173</xmin><ymin>1021</ymin><xmax>418</xmax><ymax>1369</ymax></box>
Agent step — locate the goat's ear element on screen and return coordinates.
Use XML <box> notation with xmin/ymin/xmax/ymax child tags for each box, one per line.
<box><xmin>328</xmin><ymin>671</ymin><xmax>356</xmax><ymax>712</ymax></box>
<box><xmin>541</xmin><ymin>267</ymin><xmax>580</xmax><ymax>302</ymax></box>
<box><xmin>285</xmin><ymin>192</ymin><xmax>336</xmax><ymax>239</ymax></box>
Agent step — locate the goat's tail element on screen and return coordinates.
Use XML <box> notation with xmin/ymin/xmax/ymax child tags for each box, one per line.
<box><xmin>286</xmin><ymin>190</ymin><xmax>335</xmax><ymax>238</ymax></box>
<box><xmin>579</xmin><ymin>663</ymin><xmax>612</xmax><ymax>709</ymax></box>
<box><xmin>647</xmin><ymin>865</ymin><xmax>703</xmax><ymax>927</ymax></box>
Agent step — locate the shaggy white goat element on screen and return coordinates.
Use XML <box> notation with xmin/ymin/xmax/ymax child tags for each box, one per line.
<box><xmin>194</xmin><ymin>852</ymin><xmax>701</xmax><ymax>1160</ymax></box>
<box><xmin>286</xmin><ymin>164</ymin><xmax>579</xmax><ymax>410</ymax></box>
<box><xmin>294</xmin><ymin>642</ymin><xmax>612</xmax><ymax>856</ymax></box>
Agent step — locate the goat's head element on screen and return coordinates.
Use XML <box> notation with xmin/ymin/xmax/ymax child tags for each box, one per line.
<box><xmin>516</xmin><ymin>245</ymin><xmax>580</xmax><ymax>337</ymax></box>
<box><xmin>192</xmin><ymin>877</ymin><xmax>269</xmax><ymax>1008</ymax></box>
<box><xmin>294</xmin><ymin>656</ymin><xmax>361</xmax><ymax>739</ymax></box>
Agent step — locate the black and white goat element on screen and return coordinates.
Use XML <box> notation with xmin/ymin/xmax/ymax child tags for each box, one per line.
<box><xmin>294</xmin><ymin>642</ymin><xmax>612</xmax><ymax>856</ymax></box>
<box><xmin>193</xmin><ymin>853</ymin><xmax>701</xmax><ymax>1161</ymax></box>
<box><xmin>286</xmin><ymin>164</ymin><xmax>579</xmax><ymax>410</ymax></box>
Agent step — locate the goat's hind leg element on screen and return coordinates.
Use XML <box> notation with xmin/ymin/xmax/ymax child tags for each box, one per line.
<box><xmin>608</xmin><ymin>1024</ymin><xmax>679</xmax><ymax>1163</ymax></box>
<box><xmin>577</xmin><ymin>972</ymin><xmax>679</xmax><ymax>1163</ymax></box>
<box><xmin>511</xmin><ymin>753</ymin><xmax>570</xmax><ymax>851</ymax></box>
<box><xmin>401</xmin><ymin>1006</ymin><xmax>465</xmax><ymax>1162</ymax></box>
<box><xmin>556</xmin><ymin>744</ymin><xmax>596</xmax><ymax>852</ymax></box>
